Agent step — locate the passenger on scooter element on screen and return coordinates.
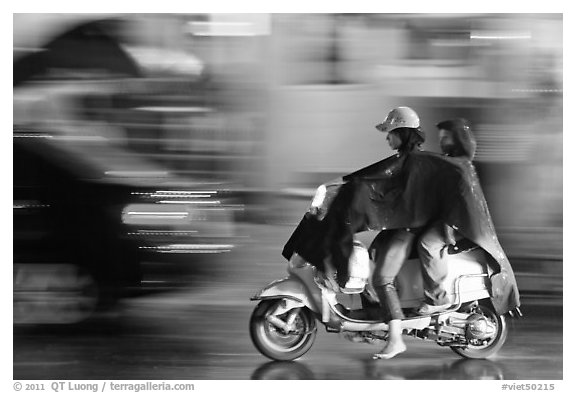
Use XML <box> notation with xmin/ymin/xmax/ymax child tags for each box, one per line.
<box><xmin>369</xmin><ymin>106</ymin><xmax>425</xmax><ymax>360</ymax></box>
<box><xmin>416</xmin><ymin>118</ymin><xmax>478</xmax><ymax>315</ymax></box>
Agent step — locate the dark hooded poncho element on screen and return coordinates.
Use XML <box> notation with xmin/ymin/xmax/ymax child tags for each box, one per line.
<box><xmin>283</xmin><ymin>145</ymin><xmax>521</xmax><ymax>316</ymax></box>
<box><xmin>437</xmin><ymin>118</ymin><xmax>477</xmax><ymax>160</ymax></box>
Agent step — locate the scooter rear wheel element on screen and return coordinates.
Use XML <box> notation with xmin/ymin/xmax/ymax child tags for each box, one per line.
<box><xmin>451</xmin><ymin>301</ymin><xmax>508</xmax><ymax>359</ymax></box>
<box><xmin>250</xmin><ymin>299</ymin><xmax>317</xmax><ymax>361</ymax></box>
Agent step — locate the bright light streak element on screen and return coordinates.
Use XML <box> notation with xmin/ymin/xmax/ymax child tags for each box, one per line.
<box><xmin>156</xmin><ymin>191</ymin><xmax>217</xmax><ymax>194</ymax></box>
<box><xmin>151</xmin><ymin>194</ymin><xmax>212</xmax><ymax>198</ymax></box>
<box><xmin>125</xmin><ymin>212</ymin><xmax>189</xmax><ymax>218</ymax></box>
<box><xmin>156</xmin><ymin>244</ymin><xmax>233</xmax><ymax>249</ymax></box>
<box><xmin>157</xmin><ymin>200</ymin><xmax>221</xmax><ymax>205</ymax></box>
<box><xmin>128</xmin><ymin>230</ymin><xmax>198</xmax><ymax>236</ymax></box>
<box><xmin>105</xmin><ymin>171</ymin><xmax>169</xmax><ymax>177</ymax></box>
<box><xmin>134</xmin><ymin>107</ymin><xmax>213</xmax><ymax>113</ymax></box>
<box><xmin>470</xmin><ymin>33</ymin><xmax>532</xmax><ymax>40</ymax></box>
<box><xmin>140</xmin><ymin>244</ymin><xmax>235</xmax><ymax>254</ymax></box>
<box><xmin>13</xmin><ymin>134</ymin><xmax>53</xmax><ymax>138</ymax></box>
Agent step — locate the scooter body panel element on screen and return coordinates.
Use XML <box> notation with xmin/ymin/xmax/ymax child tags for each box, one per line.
<box><xmin>251</xmin><ymin>263</ymin><xmax>322</xmax><ymax>314</ymax></box>
<box><xmin>396</xmin><ymin>247</ymin><xmax>492</xmax><ymax>308</ymax></box>
<box><xmin>252</xmin><ymin>248</ymin><xmax>493</xmax><ymax>334</ymax></box>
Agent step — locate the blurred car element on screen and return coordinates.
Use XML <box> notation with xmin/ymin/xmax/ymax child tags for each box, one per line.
<box><xmin>13</xmin><ymin>131</ymin><xmax>239</xmax><ymax>325</ymax></box>
<box><xmin>13</xmin><ymin>15</ymin><xmax>247</xmax><ymax>325</ymax></box>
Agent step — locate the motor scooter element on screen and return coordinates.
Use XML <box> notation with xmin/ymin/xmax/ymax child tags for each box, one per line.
<box><xmin>249</xmin><ymin>182</ymin><xmax>519</xmax><ymax>361</ymax></box>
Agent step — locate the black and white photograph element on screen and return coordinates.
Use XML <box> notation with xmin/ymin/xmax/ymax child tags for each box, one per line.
<box><xmin>9</xmin><ymin>5</ymin><xmax>569</xmax><ymax>387</ymax></box>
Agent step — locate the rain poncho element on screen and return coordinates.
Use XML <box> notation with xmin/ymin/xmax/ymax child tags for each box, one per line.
<box><xmin>436</xmin><ymin>118</ymin><xmax>477</xmax><ymax>160</ymax></box>
<box><xmin>283</xmin><ymin>150</ymin><xmax>521</xmax><ymax>315</ymax></box>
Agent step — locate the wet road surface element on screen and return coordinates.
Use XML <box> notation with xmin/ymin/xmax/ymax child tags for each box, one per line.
<box><xmin>13</xmin><ymin>295</ymin><xmax>562</xmax><ymax>380</ymax></box>
<box><xmin>13</xmin><ymin>224</ymin><xmax>563</xmax><ymax>380</ymax></box>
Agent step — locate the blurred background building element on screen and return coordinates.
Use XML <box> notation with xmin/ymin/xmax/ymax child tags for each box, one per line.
<box><xmin>265</xmin><ymin>14</ymin><xmax>563</xmax><ymax>281</ymax></box>
<box><xmin>13</xmin><ymin>13</ymin><xmax>562</xmax><ymax>324</ymax></box>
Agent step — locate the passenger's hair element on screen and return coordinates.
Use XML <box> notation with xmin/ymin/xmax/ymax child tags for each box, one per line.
<box><xmin>391</xmin><ymin>127</ymin><xmax>425</xmax><ymax>154</ymax></box>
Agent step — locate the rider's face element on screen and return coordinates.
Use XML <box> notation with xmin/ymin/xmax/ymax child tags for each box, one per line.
<box><xmin>387</xmin><ymin>131</ymin><xmax>402</xmax><ymax>151</ymax></box>
<box><xmin>439</xmin><ymin>129</ymin><xmax>455</xmax><ymax>154</ymax></box>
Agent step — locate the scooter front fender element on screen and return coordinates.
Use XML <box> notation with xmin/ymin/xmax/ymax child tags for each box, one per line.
<box><xmin>251</xmin><ymin>277</ymin><xmax>321</xmax><ymax>314</ymax></box>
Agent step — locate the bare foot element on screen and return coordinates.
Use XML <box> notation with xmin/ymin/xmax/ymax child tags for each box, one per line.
<box><xmin>372</xmin><ymin>341</ymin><xmax>407</xmax><ymax>360</ymax></box>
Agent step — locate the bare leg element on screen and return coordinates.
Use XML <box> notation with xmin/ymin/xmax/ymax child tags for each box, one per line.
<box><xmin>373</xmin><ymin>319</ymin><xmax>406</xmax><ymax>359</ymax></box>
<box><xmin>371</xmin><ymin>229</ymin><xmax>415</xmax><ymax>359</ymax></box>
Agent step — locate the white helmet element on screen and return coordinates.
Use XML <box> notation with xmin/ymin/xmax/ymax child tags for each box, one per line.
<box><xmin>376</xmin><ymin>106</ymin><xmax>420</xmax><ymax>133</ymax></box>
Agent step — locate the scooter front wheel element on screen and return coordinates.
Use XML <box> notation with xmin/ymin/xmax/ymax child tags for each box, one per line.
<box><xmin>250</xmin><ymin>299</ymin><xmax>317</xmax><ymax>361</ymax></box>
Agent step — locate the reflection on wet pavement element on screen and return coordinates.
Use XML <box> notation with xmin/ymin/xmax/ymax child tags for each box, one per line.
<box><xmin>14</xmin><ymin>301</ymin><xmax>562</xmax><ymax>380</ymax></box>
<box><xmin>251</xmin><ymin>358</ymin><xmax>507</xmax><ymax>380</ymax></box>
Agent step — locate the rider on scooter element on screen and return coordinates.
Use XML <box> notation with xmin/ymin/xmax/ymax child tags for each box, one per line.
<box><xmin>282</xmin><ymin>108</ymin><xmax>521</xmax><ymax>361</ymax></box>
<box><xmin>416</xmin><ymin>118</ymin><xmax>478</xmax><ymax>315</ymax></box>
<box><xmin>369</xmin><ymin>106</ymin><xmax>426</xmax><ymax>359</ymax></box>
